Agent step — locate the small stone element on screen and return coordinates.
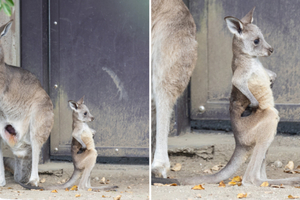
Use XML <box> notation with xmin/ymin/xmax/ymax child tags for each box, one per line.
<box><xmin>274</xmin><ymin>160</ymin><xmax>282</xmax><ymax>168</ymax></box>
<box><xmin>100</xmin><ymin>177</ymin><xmax>106</xmax><ymax>184</ymax></box>
<box><xmin>94</xmin><ymin>177</ymin><xmax>99</xmax><ymax>181</ymax></box>
<box><xmin>61</xmin><ymin>179</ymin><xmax>66</xmax><ymax>183</ymax></box>
<box><xmin>285</xmin><ymin>161</ymin><xmax>294</xmax><ymax>170</ymax></box>
<box><xmin>196</xmin><ymin>194</ymin><xmax>202</xmax><ymax>198</ymax></box>
<box><xmin>40</xmin><ymin>178</ymin><xmax>46</xmax><ymax>183</ymax></box>
<box><xmin>171</xmin><ymin>163</ymin><xmax>182</xmax><ymax>171</ymax></box>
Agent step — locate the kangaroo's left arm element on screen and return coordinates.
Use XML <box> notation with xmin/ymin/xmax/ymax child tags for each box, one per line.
<box><xmin>264</xmin><ymin>68</ymin><xmax>276</xmax><ymax>88</ymax></box>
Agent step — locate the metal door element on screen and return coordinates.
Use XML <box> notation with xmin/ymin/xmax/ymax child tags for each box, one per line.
<box><xmin>49</xmin><ymin>0</ymin><xmax>149</xmax><ymax>159</ymax></box>
<box><xmin>190</xmin><ymin>0</ymin><xmax>300</xmax><ymax>122</ymax></box>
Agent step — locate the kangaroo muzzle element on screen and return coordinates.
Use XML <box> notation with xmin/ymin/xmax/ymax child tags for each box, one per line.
<box><xmin>268</xmin><ymin>47</ymin><xmax>274</xmax><ymax>54</ymax></box>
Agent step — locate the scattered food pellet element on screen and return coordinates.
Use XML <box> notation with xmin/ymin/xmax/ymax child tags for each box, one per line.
<box><xmin>288</xmin><ymin>195</ymin><xmax>300</xmax><ymax>199</ymax></box>
<box><xmin>237</xmin><ymin>193</ymin><xmax>247</xmax><ymax>199</ymax></box>
<box><xmin>171</xmin><ymin>163</ymin><xmax>182</xmax><ymax>171</ymax></box>
<box><xmin>192</xmin><ymin>185</ymin><xmax>205</xmax><ymax>190</ymax></box>
<box><xmin>260</xmin><ymin>182</ymin><xmax>269</xmax><ymax>187</ymax></box>
<box><xmin>219</xmin><ymin>181</ymin><xmax>226</xmax><ymax>188</ymax></box>
<box><xmin>114</xmin><ymin>195</ymin><xmax>122</xmax><ymax>200</ymax></box>
<box><xmin>100</xmin><ymin>177</ymin><xmax>106</xmax><ymax>184</ymax></box>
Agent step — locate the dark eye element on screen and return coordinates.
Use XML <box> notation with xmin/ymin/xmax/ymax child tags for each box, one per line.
<box><xmin>254</xmin><ymin>39</ymin><xmax>260</xmax><ymax>45</ymax></box>
<box><xmin>84</xmin><ymin>112</ymin><xmax>87</xmax><ymax>116</ymax></box>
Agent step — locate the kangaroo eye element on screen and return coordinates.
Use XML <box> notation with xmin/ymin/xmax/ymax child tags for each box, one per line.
<box><xmin>84</xmin><ymin>112</ymin><xmax>87</xmax><ymax>116</ymax></box>
<box><xmin>254</xmin><ymin>39</ymin><xmax>260</xmax><ymax>45</ymax></box>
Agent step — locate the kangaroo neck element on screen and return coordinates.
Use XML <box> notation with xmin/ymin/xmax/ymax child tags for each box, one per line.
<box><xmin>72</xmin><ymin>116</ymin><xmax>84</xmax><ymax>131</ymax></box>
<box><xmin>231</xmin><ymin>53</ymin><xmax>260</xmax><ymax>73</ymax></box>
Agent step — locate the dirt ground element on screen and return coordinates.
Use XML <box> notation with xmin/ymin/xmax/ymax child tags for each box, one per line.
<box><xmin>0</xmin><ymin>162</ymin><xmax>149</xmax><ymax>200</ymax></box>
<box><xmin>152</xmin><ymin>130</ymin><xmax>300</xmax><ymax>200</ymax></box>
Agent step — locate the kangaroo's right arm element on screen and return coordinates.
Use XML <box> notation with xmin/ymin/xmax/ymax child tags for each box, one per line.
<box><xmin>232</xmin><ymin>67</ymin><xmax>259</xmax><ymax>108</ymax></box>
<box><xmin>72</xmin><ymin>128</ymin><xmax>87</xmax><ymax>149</ymax></box>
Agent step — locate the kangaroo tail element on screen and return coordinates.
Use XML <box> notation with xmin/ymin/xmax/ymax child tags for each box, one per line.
<box><xmin>152</xmin><ymin>146</ymin><xmax>249</xmax><ymax>185</ymax></box>
<box><xmin>181</xmin><ymin>146</ymin><xmax>248</xmax><ymax>185</ymax></box>
<box><xmin>17</xmin><ymin>181</ymin><xmax>44</xmax><ymax>190</ymax></box>
<box><xmin>45</xmin><ymin>170</ymin><xmax>81</xmax><ymax>190</ymax></box>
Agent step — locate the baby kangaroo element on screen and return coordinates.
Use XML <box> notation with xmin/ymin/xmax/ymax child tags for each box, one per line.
<box><xmin>52</xmin><ymin>96</ymin><xmax>117</xmax><ymax>191</ymax></box>
<box><xmin>21</xmin><ymin>96</ymin><xmax>117</xmax><ymax>191</ymax></box>
<box><xmin>153</xmin><ymin>7</ymin><xmax>300</xmax><ymax>186</ymax></box>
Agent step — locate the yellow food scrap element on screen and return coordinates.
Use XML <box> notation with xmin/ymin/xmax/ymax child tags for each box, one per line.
<box><xmin>237</xmin><ymin>193</ymin><xmax>247</xmax><ymax>198</ymax></box>
<box><xmin>219</xmin><ymin>181</ymin><xmax>226</xmax><ymax>187</ymax></box>
<box><xmin>70</xmin><ymin>185</ymin><xmax>78</xmax><ymax>191</ymax></box>
<box><xmin>51</xmin><ymin>190</ymin><xmax>58</xmax><ymax>193</ymax></box>
<box><xmin>114</xmin><ymin>195</ymin><xmax>122</xmax><ymax>200</ymax></box>
<box><xmin>192</xmin><ymin>185</ymin><xmax>205</xmax><ymax>190</ymax></box>
<box><xmin>260</xmin><ymin>182</ymin><xmax>269</xmax><ymax>187</ymax></box>
<box><xmin>231</xmin><ymin>176</ymin><xmax>242</xmax><ymax>182</ymax></box>
<box><xmin>228</xmin><ymin>181</ymin><xmax>237</xmax><ymax>186</ymax></box>
<box><xmin>288</xmin><ymin>195</ymin><xmax>300</xmax><ymax>199</ymax></box>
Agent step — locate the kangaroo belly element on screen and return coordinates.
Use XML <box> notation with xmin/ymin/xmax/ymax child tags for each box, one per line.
<box><xmin>248</xmin><ymin>70</ymin><xmax>274</xmax><ymax>110</ymax></box>
<box><xmin>81</xmin><ymin>129</ymin><xmax>95</xmax><ymax>150</ymax></box>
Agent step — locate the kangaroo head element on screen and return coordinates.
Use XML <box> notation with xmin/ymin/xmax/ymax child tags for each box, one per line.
<box><xmin>68</xmin><ymin>96</ymin><xmax>94</xmax><ymax>123</ymax></box>
<box><xmin>0</xmin><ymin>20</ymin><xmax>13</xmax><ymax>63</ymax></box>
<box><xmin>224</xmin><ymin>7</ymin><xmax>273</xmax><ymax>57</ymax></box>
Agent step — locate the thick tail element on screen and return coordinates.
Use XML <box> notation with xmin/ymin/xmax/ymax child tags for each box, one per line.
<box><xmin>152</xmin><ymin>177</ymin><xmax>180</xmax><ymax>185</ymax></box>
<box><xmin>151</xmin><ymin>146</ymin><xmax>249</xmax><ymax>185</ymax></box>
<box><xmin>180</xmin><ymin>146</ymin><xmax>249</xmax><ymax>185</ymax></box>
<box><xmin>45</xmin><ymin>170</ymin><xmax>81</xmax><ymax>190</ymax></box>
<box><xmin>17</xmin><ymin>181</ymin><xmax>44</xmax><ymax>190</ymax></box>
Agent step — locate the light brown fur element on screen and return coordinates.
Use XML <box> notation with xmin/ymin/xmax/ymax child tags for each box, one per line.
<box><xmin>153</xmin><ymin>7</ymin><xmax>300</xmax><ymax>187</ymax></box>
<box><xmin>45</xmin><ymin>97</ymin><xmax>117</xmax><ymax>191</ymax></box>
<box><xmin>151</xmin><ymin>0</ymin><xmax>197</xmax><ymax>178</ymax></box>
<box><xmin>0</xmin><ymin>20</ymin><xmax>54</xmax><ymax>187</ymax></box>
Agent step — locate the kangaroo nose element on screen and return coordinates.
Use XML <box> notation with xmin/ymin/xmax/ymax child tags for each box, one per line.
<box><xmin>269</xmin><ymin>47</ymin><xmax>274</xmax><ymax>53</ymax></box>
<box><xmin>91</xmin><ymin>117</ymin><xmax>94</xmax><ymax>121</ymax></box>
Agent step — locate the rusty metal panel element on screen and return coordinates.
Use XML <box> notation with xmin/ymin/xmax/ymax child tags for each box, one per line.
<box><xmin>190</xmin><ymin>0</ymin><xmax>300</xmax><ymax>122</ymax></box>
<box><xmin>50</xmin><ymin>0</ymin><xmax>149</xmax><ymax>158</ymax></box>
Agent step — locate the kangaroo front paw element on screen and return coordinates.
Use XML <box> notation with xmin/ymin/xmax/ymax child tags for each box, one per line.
<box><xmin>81</xmin><ymin>143</ymin><xmax>87</xmax><ymax>149</ymax></box>
<box><xmin>77</xmin><ymin>147</ymin><xmax>87</xmax><ymax>154</ymax></box>
<box><xmin>249</xmin><ymin>99</ymin><xmax>259</xmax><ymax>109</ymax></box>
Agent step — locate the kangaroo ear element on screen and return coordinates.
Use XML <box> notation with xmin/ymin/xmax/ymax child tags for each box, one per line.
<box><xmin>68</xmin><ymin>100</ymin><xmax>78</xmax><ymax>111</ymax></box>
<box><xmin>241</xmin><ymin>7</ymin><xmax>255</xmax><ymax>24</ymax></box>
<box><xmin>224</xmin><ymin>17</ymin><xmax>243</xmax><ymax>35</ymax></box>
<box><xmin>0</xmin><ymin>20</ymin><xmax>13</xmax><ymax>39</ymax></box>
<box><xmin>77</xmin><ymin>96</ymin><xmax>85</xmax><ymax>104</ymax></box>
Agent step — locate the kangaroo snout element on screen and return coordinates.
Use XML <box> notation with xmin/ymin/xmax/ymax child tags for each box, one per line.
<box><xmin>268</xmin><ymin>47</ymin><xmax>274</xmax><ymax>53</ymax></box>
<box><xmin>90</xmin><ymin>117</ymin><xmax>94</xmax><ymax>121</ymax></box>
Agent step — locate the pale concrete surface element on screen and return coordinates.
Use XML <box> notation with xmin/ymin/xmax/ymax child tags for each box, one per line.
<box><xmin>152</xmin><ymin>130</ymin><xmax>300</xmax><ymax>200</ymax></box>
<box><xmin>1</xmin><ymin>162</ymin><xmax>149</xmax><ymax>200</ymax></box>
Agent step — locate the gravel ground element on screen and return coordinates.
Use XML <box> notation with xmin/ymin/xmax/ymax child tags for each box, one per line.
<box><xmin>0</xmin><ymin>162</ymin><xmax>149</xmax><ymax>200</ymax></box>
<box><xmin>152</xmin><ymin>130</ymin><xmax>300</xmax><ymax>200</ymax></box>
